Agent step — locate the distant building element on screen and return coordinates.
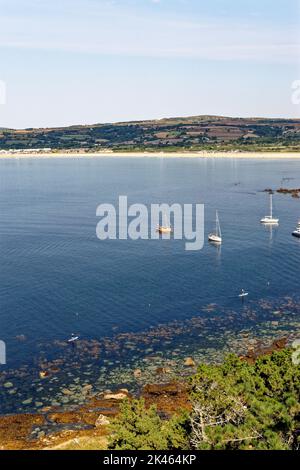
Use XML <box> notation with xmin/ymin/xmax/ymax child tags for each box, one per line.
<box><xmin>0</xmin><ymin>148</ymin><xmax>52</xmax><ymax>154</ymax></box>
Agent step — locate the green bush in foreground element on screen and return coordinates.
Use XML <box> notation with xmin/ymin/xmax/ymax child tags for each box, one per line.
<box><xmin>108</xmin><ymin>349</ymin><xmax>300</xmax><ymax>450</ymax></box>
<box><xmin>190</xmin><ymin>349</ymin><xmax>300</xmax><ymax>450</ymax></box>
<box><xmin>108</xmin><ymin>398</ymin><xmax>189</xmax><ymax>450</ymax></box>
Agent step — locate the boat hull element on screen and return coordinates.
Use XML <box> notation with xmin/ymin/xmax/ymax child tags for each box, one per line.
<box><xmin>292</xmin><ymin>231</ymin><xmax>300</xmax><ymax>238</ymax></box>
<box><xmin>260</xmin><ymin>217</ymin><xmax>279</xmax><ymax>225</ymax></box>
<box><xmin>208</xmin><ymin>234</ymin><xmax>222</xmax><ymax>243</ymax></box>
<box><xmin>157</xmin><ymin>227</ymin><xmax>172</xmax><ymax>234</ymax></box>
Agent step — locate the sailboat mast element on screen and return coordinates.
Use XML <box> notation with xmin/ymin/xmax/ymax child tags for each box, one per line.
<box><xmin>270</xmin><ymin>193</ymin><xmax>273</xmax><ymax>218</ymax></box>
<box><xmin>216</xmin><ymin>211</ymin><xmax>221</xmax><ymax>237</ymax></box>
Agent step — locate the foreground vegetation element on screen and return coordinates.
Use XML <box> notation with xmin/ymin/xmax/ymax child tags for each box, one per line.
<box><xmin>1</xmin><ymin>115</ymin><xmax>300</xmax><ymax>152</ymax></box>
<box><xmin>109</xmin><ymin>349</ymin><xmax>300</xmax><ymax>450</ymax></box>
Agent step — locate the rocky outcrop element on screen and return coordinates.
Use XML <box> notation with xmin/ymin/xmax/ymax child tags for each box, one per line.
<box><xmin>240</xmin><ymin>337</ymin><xmax>287</xmax><ymax>364</ymax></box>
<box><xmin>142</xmin><ymin>382</ymin><xmax>191</xmax><ymax>417</ymax></box>
<box><xmin>103</xmin><ymin>391</ymin><xmax>129</xmax><ymax>401</ymax></box>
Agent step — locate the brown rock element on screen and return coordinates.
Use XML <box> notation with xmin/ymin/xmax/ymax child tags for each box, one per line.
<box><xmin>103</xmin><ymin>392</ymin><xmax>128</xmax><ymax>400</ymax></box>
<box><xmin>156</xmin><ymin>367</ymin><xmax>171</xmax><ymax>375</ymax></box>
<box><xmin>143</xmin><ymin>382</ymin><xmax>181</xmax><ymax>396</ymax></box>
<box><xmin>184</xmin><ymin>357</ymin><xmax>196</xmax><ymax>367</ymax></box>
<box><xmin>240</xmin><ymin>337</ymin><xmax>287</xmax><ymax>364</ymax></box>
<box><xmin>142</xmin><ymin>382</ymin><xmax>191</xmax><ymax>416</ymax></box>
<box><xmin>40</xmin><ymin>407</ymin><xmax>51</xmax><ymax>413</ymax></box>
<box><xmin>82</xmin><ymin>384</ymin><xmax>93</xmax><ymax>394</ymax></box>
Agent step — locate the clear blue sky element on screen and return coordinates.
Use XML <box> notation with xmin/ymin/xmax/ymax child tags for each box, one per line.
<box><xmin>0</xmin><ymin>0</ymin><xmax>300</xmax><ymax>128</ymax></box>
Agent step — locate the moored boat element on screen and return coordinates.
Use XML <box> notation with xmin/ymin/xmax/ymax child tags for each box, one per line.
<box><xmin>292</xmin><ymin>221</ymin><xmax>300</xmax><ymax>238</ymax></box>
<box><xmin>260</xmin><ymin>193</ymin><xmax>279</xmax><ymax>225</ymax></box>
<box><xmin>208</xmin><ymin>210</ymin><xmax>222</xmax><ymax>244</ymax></box>
<box><xmin>157</xmin><ymin>215</ymin><xmax>172</xmax><ymax>234</ymax></box>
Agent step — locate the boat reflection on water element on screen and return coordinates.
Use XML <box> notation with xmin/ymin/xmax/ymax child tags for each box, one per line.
<box><xmin>261</xmin><ymin>222</ymin><xmax>278</xmax><ymax>246</ymax></box>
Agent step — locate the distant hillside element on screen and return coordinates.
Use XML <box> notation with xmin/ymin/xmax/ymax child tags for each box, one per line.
<box><xmin>1</xmin><ymin>115</ymin><xmax>300</xmax><ymax>152</ymax></box>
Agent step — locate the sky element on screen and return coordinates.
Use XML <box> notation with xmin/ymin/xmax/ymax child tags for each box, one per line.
<box><xmin>0</xmin><ymin>0</ymin><xmax>300</xmax><ymax>128</ymax></box>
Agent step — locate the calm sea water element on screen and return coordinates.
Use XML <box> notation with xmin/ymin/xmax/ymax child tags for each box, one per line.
<box><xmin>1</xmin><ymin>157</ymin><xmax>300</xmax><ymax>366</ymax></box>
<box><xmin>0</xmin><ymin>156</ymin><xmax>300</xmax><ymax>407</ymax></box>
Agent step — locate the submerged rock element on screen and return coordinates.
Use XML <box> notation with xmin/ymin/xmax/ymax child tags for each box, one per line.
<box><xmin>133</xmin><ymin>368</ymin><xmax>142</xmax><ymax>378</ymax></box>
<box><xmin>60</xmin><ymin>397</ymin><xmax>70</xmax><ymax>404</ymax></box>
<box><xmin>15</xmin><ymin>335</ymin><xmax>27</xmax><ymax>342</ymax></box>
<box><xmin>22</xmin><ymin>398</ymin><xmax>33</xmax><ymax>405</ymax></box>
<box><xmin>82</xmin><ymin>384</ymin><xmax>93</xmax><ymax>394</ymax></box>
<box><xmin>4</xmin><ymin>382</ymin><xmax>14</xmax><ymax>389</ymax></box>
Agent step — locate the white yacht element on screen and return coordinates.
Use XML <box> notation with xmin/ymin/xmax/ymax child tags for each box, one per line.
<box><xmin>292</xmin><ymin>221</ymin><xmax>300</xmax><ymax>238</ymax></box>
<box><xmin>208</xmin><ymin>210</ymin><xmax>222</xmax><ymax>244</ymax></box>
<box><xmin>260</xmin><ymin>193</ymin><xmax>279</xmax><ymax>225</ymax></box>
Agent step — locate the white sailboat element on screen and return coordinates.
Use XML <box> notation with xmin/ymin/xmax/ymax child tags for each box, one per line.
<box><xmin>260</xmin><ymin>193</ymin><xmax>279</xmax><ymax>225</ymax></box>
<box><xmin>208</xmin><ymin>210</ymin><xmax>222</xmax><ymax>243</ymax></box>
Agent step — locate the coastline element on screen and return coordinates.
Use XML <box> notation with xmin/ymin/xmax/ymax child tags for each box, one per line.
<box><xmin>1</xmin><ymin>291</ymin><xmax>299</xmax><ymax>449</ymax></box>
<box><xmin>0</xmin><ymin>335</ymin><xmax>290</xmax><ymax>450</ymax></box>
<box><xmin>1</xmin><ymin>150</ymin><xmax>300</xmax><ymax>160</ymax></box>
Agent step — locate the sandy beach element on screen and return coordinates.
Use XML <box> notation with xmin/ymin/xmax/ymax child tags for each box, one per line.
<box><xmin>1</xmin><ymin>151</ymin><xmax>300</xmax><ymax>160</ymax></box>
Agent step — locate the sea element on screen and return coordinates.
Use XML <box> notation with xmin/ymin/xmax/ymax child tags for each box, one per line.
<box><xmin>0</xmin><ymin>156</ymin><xmax>300</xmax><ymax>413</ymax></box>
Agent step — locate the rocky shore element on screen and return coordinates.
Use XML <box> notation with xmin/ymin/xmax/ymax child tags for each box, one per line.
<box><xmin>264</xmin><ymin>187</ymin><xmax>300</xmax><ymax>198</ymax></box>
<box><xmin>0</xmin><ymin>336</ymin><xmax>291</xmax><ymax>450</ymax></box>
<box><xmin>0</xmin><ymin>381</ymin><xmax>191</xmax><ymax>450</ymax></box>
<box><xmin>1</xmin><ymin>294</ymin><xmax>300</xmax><ymax>450</ymax></box>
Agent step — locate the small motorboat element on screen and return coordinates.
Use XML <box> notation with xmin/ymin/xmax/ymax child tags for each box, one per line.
<box><xmin>292</xmin><ymin>221</ymin><xmax>300</xmax><ymax>238</ymax></box>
